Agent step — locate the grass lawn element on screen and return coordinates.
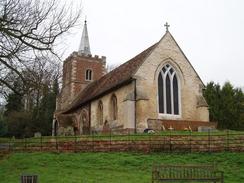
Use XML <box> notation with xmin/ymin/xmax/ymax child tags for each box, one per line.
<box><xmin>0</xmin><ymin>152</ymin><xmax>243</xmax><ymax>183</ymax></box>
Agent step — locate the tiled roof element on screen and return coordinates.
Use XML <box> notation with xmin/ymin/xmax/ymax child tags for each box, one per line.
<box><xmin>63</xmin><ymin>42</ymin><xmax>158</xmax><ymax>113</ymax></box>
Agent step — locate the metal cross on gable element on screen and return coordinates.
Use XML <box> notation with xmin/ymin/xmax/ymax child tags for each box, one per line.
<box><xmin>164</xmin><ymin>22</ymin><xmax>170</xmax><ymax>31</ymax></box>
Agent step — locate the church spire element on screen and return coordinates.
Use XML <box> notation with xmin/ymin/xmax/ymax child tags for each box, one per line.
<box><xmin>78</xmin><ymin>20</ymin><xmax>91</xmax><ymax>55</ymax></box>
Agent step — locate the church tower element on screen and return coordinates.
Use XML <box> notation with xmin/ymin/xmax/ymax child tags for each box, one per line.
<box><xmin>57</xmin><ymin>20</ymin><xmax>106</xmax><ymax>110</ymax></box>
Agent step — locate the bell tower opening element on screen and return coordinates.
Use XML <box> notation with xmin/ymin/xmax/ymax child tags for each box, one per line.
<box><xmin>57</xmin><ymin>20</ymin><xmax>106</xmax><ymax>110</ymax></box>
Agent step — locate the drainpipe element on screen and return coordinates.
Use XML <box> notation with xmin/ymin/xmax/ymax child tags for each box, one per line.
<box><xmin>133</xmin><ymin>79</ymin><xmax>137</xmax><ymax>133</ymax></box>
<box><xmin>52</xmin><ymin>115</ymin><xmax>56</xmax><ymax>136</ymax></box>
<box><xmin>52</xmin><ymin>117</ymin><xmax>55</xmax><ymax>136</ymax></box>
<box><xmin>89</xmin><ymin>103</ymin><xmax>91</xmax><ymax>135</ymax></box>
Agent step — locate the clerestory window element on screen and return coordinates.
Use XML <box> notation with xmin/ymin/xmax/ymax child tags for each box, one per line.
<box><xmin>158</xmin><ymin>64</ymin><xmax>180</xmax><ymax>115</ymax></box>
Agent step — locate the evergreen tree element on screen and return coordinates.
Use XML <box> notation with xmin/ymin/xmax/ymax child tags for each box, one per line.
<box><xmin>7</xmin><ymin>111</ymin><xmax>33</xmax><ymax>138</ymax></box>
<box><xmin>219</xmin><ymin>82</ymin><xmax>237</xmax><ymax>129</ymax></box>
<box><xmin>0</xmin><ymin>119</ymin><xmax>7</xmax><ymax>137</ymax></box>
<box><xmin>3</xmin><ymin>67</ymin><xmax>60</xmax><ymax>137</ymax></box>
<box><xmin>204</xmin><ymin>81</ymin><xmax>244</xmax><ymax>130</ymax></box>
<box><xmin>203</xmin><ymin>82</ymin><xmax>221</xmax><ymax>122</ymax></box>
<box><xmin>0</xmin><ymin>111</ymin><xmax>7</xmax><ymax>137</ymax></box>
<box><xmin>53</xmin><ymin>78</ymin><xmax>59</xmax><ymax>96</ymax></box>
<box><xmin>4</xmin><ymin>82</ymin><xmax>24</xmax><ymax>116</ymax></box>
<box><xmin>33</xmin><ymin>80</ymin><xmax>58</xmax><ymax>136</ymax></box>
<box><xmin>234</xmin><ymin>88</ymin><xmax>244</xmax><ymax>130</ymax></box>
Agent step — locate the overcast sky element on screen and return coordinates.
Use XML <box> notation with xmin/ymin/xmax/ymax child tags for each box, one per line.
<box><xmin>62</xmin><ymin>0</ymin><xmax>244</xmax><ymax>87</ymax></box>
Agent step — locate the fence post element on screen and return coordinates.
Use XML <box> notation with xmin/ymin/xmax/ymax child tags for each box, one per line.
<box><xmin>149</xmin><ymin>134</ymin><xmax>151</xmax><ymax>153</ymax></box>
<box><xmin>163</xmin><ymin>134</ymin><xmax>165</xmax><ymax>152</ymax></box>
<box><xmin>128</xmin><ymin>130</ymin><xmax>130</xmax><ymax>151</ymax></box>
<box><xmin>226</xmin><ymin>130</ymin><xmax>229</xmax><ymax>151</ymax></box>
<box><xmin>208</xmin><ymin>129</ymin><xmax>211</xmax><ymax>153</ymax></box>
<box><xmin>12</xmin><ymin>137</ymin><xmax>15</xmax><ymax>153</ymax></box>
<box><xmin>40</xmin><ymin>136</ymin><xmax>42</xmax><ymax>151</ymax></box>
<box><xmin>74</xmin><ymin>134</ymin><xmax>77</xmax><ymax>153</ymax></box>
<box><xmin>74</xmin><ymin>134</ymin><xmax>77</xmax><ymax>152</ymax></box>
<box><xmin>128</xmin><ymin>130</ymin><xmax>130</xmax><ymax>141</ymax></box>
<box><xmin>169</xmin><ymin>131</ymin><xmax>172</xmax><ymax>153</ymax></box>
<box><xmin>109</xmin><ymin>129</ymin><xmax>112</xmax><ymax>152</ymax></box>
<box><xmin>92</xmin><ymin>131</ymin><xmax>94</xmax><ymax>152</ymax></box>
<box><xmin>55</xmin><ymin>135</ymin><xmax>58</xmax><ymax>152</ymax></box>
<box><xmin>8</xmin><ymin>137</ymin><xmax>11</xmax><ymax>152</ymax></box>
<box><xmin>24</xmin><ymin>138</ymin><xmax>27</xmax><ymax>152</ymax></box>
<box><xmin>189</xmin><ymin>131</ymin><xmax>192</xmax><ymax>153</ymax></box>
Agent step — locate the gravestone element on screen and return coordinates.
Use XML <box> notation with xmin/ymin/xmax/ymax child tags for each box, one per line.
<box><xmin>34</xmin><ymin>132</ymin><xmax>41</xmax><ymax>138</ymax></box>
<box><xmin>102</xmin><ymin>120</ymin><xmax>110</xmax><ymax>134</ymax></box>
<box><xmin>198</xmin><ymin>126</ymin><xmax>215</xmax><ymax>132</ymax></box>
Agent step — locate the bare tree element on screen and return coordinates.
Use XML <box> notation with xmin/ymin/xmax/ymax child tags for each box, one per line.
<box><xmin>22</xmin><ymin>56</ymin><xmax>61</xmax><ymax>110</ymax></box>
<box><xmin>0</xmin><ymin>0</ymin><xmax>81</xmax><ymax>95</ymax></box>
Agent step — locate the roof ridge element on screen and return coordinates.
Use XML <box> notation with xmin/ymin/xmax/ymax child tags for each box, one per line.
<box><xmin>131</xmin><ymin>42</ymin><xmax>159</xmax><ymax>76</ymax></box>
<box><xmin>107</xmin><ymin>42</ymin><xmax>159</xmax><ymax>75</ymax></box>
<box><xmin>62</xmin><ymin>42</ymin><xmax>159</xmax><ymax>113</ymax></box>
<box><xmin>166</xmin><ymin>31</ymin><xmax>205</xmax><ymax>86</ymax></box>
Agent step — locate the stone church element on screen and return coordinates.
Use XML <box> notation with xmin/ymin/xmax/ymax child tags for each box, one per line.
<box><xmin>53</xmin><ymin>21</ymin><xmax>215</xmax><ymax>136</ymax></box>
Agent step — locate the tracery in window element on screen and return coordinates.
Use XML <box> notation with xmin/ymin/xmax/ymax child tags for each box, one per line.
<box><xmin>158</xmin><ymin>64</ymin><xmax>180</xmax><ymax>115</ymax></box>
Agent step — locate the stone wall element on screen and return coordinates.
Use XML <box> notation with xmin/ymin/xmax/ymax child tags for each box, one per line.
<box><xmin>90</xmin><ymin>82</ymin><xmax>135</xmax><ymax>132</ymax></box>
<box><xmin>7</xmin><ymin>134</ymin><xmax>244</xmax><ymax>153</ymax></box>
<box><xmin>147</xmin><ymin>119</ymin><xmax>217</xmax><ymax>131</ymax></box>
<box><xmin>134</xmin><ymin>32</ymin><xmax>209</xmax><ymax>131</ymax></box>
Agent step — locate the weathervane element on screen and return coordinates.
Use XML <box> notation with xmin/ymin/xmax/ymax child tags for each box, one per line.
<box><xmin>164</xmin><ymin>22</ymin><xmax>170</xmax><ymax>32</ymax></box>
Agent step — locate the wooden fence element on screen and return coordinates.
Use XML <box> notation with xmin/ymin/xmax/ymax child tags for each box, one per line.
<box><xmin>1</xmin><ymin>131</ymin><xmax>244</xmax><ymax>153</ymax></box>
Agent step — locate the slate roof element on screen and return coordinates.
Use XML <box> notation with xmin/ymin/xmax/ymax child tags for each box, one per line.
<box><xmin>63</xmin><ymin>42</ymin><xmax>158</xmax><ymax>113</ymax></box>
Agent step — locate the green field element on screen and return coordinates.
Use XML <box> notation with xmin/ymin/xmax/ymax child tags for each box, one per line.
<box><xmin>0</xmin><ymin>152</ymin><xmax>244</xmax><ymax>183</ymax></box>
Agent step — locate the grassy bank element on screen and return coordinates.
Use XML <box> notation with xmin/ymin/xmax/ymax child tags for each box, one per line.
<box><xmin>0</xmin><ymin>152</ymin><xmax>243</xmax><ymax>183</ymax></box>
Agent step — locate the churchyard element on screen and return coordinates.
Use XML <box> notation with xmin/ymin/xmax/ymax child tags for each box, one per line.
<box><xmin>0</xmin><ymin>130</ymin><xmax>243</xmax><ymax>182</ymax></box>
<box><xmin>0</xmin><ymin>0</ymin><xmax>243</xmax><ymax>182</ymax></box>
<box><xmin>0</xmin><ymin>152</ymin><xmax>243</xmax><ymax>183</ymax></box>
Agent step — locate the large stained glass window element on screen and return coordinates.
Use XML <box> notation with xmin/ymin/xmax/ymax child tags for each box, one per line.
<box><xmin>158</xmin><ymin>64</ymin><xmax>180</xmax><ymax>115</ymax></box>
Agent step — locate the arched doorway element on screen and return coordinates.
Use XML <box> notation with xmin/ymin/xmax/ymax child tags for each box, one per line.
<box><xmin>80</xmin><ymin>110</ymin><xmax>90</xmax><ymax>135</ymax></box>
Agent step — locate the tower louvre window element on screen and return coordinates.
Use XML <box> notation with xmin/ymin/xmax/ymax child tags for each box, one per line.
<box><xmin>158</xmin><ymin>64</ymin><xmax>180</xmax><ymax>115</ymax></box>
<box><xmin>85</xmin><ymin>69</ymin><xmax>92</xmax><ymax>81</ymax></box>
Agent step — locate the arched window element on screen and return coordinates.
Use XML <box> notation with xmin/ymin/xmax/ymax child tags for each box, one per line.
<box><xmin>111</xmin><ymin>94</ymin><xmax>118</xmax><ymax>120</ymax></box>
<box><xmin>85</xmin><ymin>69</ymin><xmax>92</xmax><ymax>81</ymax></box>
<box><xmin>158</xmin><ymin>64</ymin><xmax>180</xmax><ymax>115</ymax></box>
<box><xmin>98</xmin><ymin>101</ymin><xmax>103</xmax><ymax>124</ymax></box>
